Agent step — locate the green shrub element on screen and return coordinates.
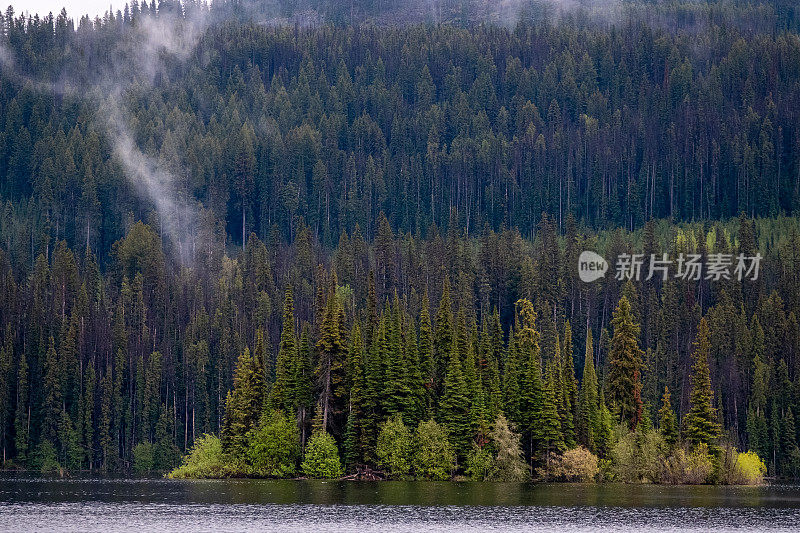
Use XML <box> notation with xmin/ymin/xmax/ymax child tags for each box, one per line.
<box><xmin>412</xmin><ymin>419</ymin><xmax>455</xmax><ymax>480</ymax></box>
<box><xmin>133</xmin><ymin>442</ymin><xmax>155</xmax><ymax>476</ymax></box>
<box><xmin>465</xmin><ymin>444</ymin><xmax>495</xmax><ymax>480</ymax></box>
<box><xmin>301</xmin><ymin>430</ymin><xmax>343</xmax><ymax>479</ymax></box>
<box><xmin>168</xmin><ymin>434</ymin><xmax>228</xmax><ymax>479</ymax></box>
<box><xmin>246</xmin><ymin>411</ymin><xmax>300</xmax><ymax>477</ymax></box>
<box><xmin>611</xmin><ymin>425</ymin><xmax>665</xmax><ymax>483</ymax></box>
<box><xmin>550</xmin><ymin>446</ymin><xmax>599</xmax><ymax>482</ymax></box>
<box><xmin>660</xmin><ymin>443</ymin><xmax>714</xmax><ymax>484</ymax></box>
<box><xmin>376</xmin><ymin>414</ymin><xmax>413</xmax><ymax>478</ymax></box>
<box><xmin>31</xmin><ymin>440</ymin><xmax>61</xmax><ymax>475</ymax></box>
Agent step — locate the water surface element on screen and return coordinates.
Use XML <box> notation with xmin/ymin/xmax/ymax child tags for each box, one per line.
<box><xmin>1</xmin><ymin>478</ymin><xmax>799</xmax><ymax>532</ymax></box>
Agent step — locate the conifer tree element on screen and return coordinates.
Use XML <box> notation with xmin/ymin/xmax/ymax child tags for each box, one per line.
<box><xmin>418</xmin><ymin>292</ymin><xmax>435</xmax><ymax>414</ymax></box>
<box><xmin>577</xmin><ymin>330</ymin><xmax>599</xmax><ymax>452</ymax></box>
<box><xmin>539</xmin><ymin>359</ymin><xmax>565</xmax><ymax>460</ymax></box>
<box><xmin>269</xmin><ymin>286</ymin><xmax>296</xmax><ymax>413</ymax></box>
<box><xmin>683</xmin><ymin>318</ymin><xmax>721</xmax><ymax>451</ymax></box>
<box><xmin>607</xmin><ymin>296</ymin><xmax>644</xmax><ymax>429</ymax></box>
<box><xmin>14</xmin><ymin>350</ymin><xmax>29</xmax><ymax>464</ymax></box>
<box><xmin>43</xmin><ymin>336</ymin><xmax>62</xmax><ymax>445</ymax></box>
<box><xmin>658</xmin><ymin>386</ymin><xmax>678</xmax><ymax>449</ymax></box>
<box><xmin>440</xmin><ymin>335</ymin><xmax>471</xmax><ymax>461</ymax></box>
<box><xmin>292</xmin><ymin>325</ymin><xmax>313</xmax><ymax>447</ymax></box>
<box><xmin>344</xmin><ymin>322</ymin><xmax>366</xmax><ymax>468</ymax></box>
<box><xmin>516</xmin><ymin>299</ymin><xmax>544</xmax><ymax>460</ymax></box>
<box><xmin>502</xmin><ymin>326</ymin><xmax>522</xmax><ymax>428</ymax></box>
<box><xmin>222</xmin><ymin>348</ymin><xmax>262</xmax><ymax>456</ymax></box>
<box><xmin>316</xmin><ymin>274</ymin><xmax>347</xmax><ymax>434</ymax></box>
<box><xmin>561</xmin><ymin>321</ymin><xmax>577</xmax><ymax>448</ymax></box>
<box><xmin>434</xmin><ymin>277</ymin><xmax>453</xmax><ymax>400</ymax></box>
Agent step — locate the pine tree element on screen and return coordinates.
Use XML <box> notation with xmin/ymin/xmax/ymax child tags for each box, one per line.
<box><xmin>222</xmin><ymin>348</ymin><xmax>262</xmax><ymax>456</ymax></box>
<box><xmin>607</xmin><ymin>296</ymin><xmax>644</xmax><ymax>429</ymax></box>
<box><xmin>683</xmin><ymin>318</ymin><xmax>721</xmax><ymax>451</ymax></box>
<box><xmin>344</xmin><ymin>322</ymin><xmax>366</xmax><ymax>469</ymax></box>
<box><xmin>269</xmin><ymin>286</ymin><xmax>296</xmax><ymax>413</ymax></box>
<box><xmin>434</xmin><ymin>277</ymin><xmax>453</xmax><ymax>402</ymax></box>
<box><xmin>316</xmin><ymin>275</ymin><xmax>347</xmax><ymax>434</ymax></box>
<box><xmin>561</xmin><ymin>321</ymin><xmax>577</xmax><ymax>448</ymax></box>
<box><xmin>14</xmin><ymin>350</ymin><xmax>29</xmax><ymax>464</ymax></box>
<box><xmin>516</xmin><ymin>299</ymin><xmax>544</xmax><ymax>461</ymax></box>
<box><xmin>540</xmin><ymin>359</ymin><xmax>565</xmax><ymax>460</ymax></box>
<box><xmin>658</xmin><ymin>386</ymin><xmax>678</xmax><ymax>449</ymax></box>
<box><xmin>292</xmin><ymin>325</ymin><xmax>313</xmax><ymax>448</ymax></box>
<box><xmin>577</xmin><ymin>330</ymin><xmax>599</xmax><ymax>453</ymax></box>
<box><xmin>418</xmin><ymin>292</ymin><xmax>435</xmax><ymax>415</ymax></box>
<box><xmin>42</xmin><ymin>336</ymin><xmax>62</xmax><ymax>445</ymax></box>
<box><xmin>440</xmin><ymin>335</ymin><xmax>471</xmax><ymax>462</ymax></box>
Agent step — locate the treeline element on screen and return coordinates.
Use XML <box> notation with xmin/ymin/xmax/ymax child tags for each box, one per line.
<box><xmin>2</xmin><ymin>4</ymin><xmax>800</xmax><ymax>268</ymax></box>
<box><xmin>0</xmin><ymin>212</ymin><xmax>798</xmax><ymax>481</ymax></box>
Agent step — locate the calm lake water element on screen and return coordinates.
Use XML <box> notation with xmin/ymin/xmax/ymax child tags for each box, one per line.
<box><xmin>1</xmin><ymin>478</ymin><xmax>800</xmax><ymax>532</ymax></box>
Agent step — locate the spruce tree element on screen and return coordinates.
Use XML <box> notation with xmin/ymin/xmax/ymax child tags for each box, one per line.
<box><xmin>14</xmin><ymin>350</ymin><xmax>29</xmax><ymax>464</ymax></box>
<box><xmin>561</xmin><ymin>321</ymin><xmax>577</xmax><ymax>448</ymax></box>
<box><xmin>344</xmin><ymin>322</ymin><xmax>366</xmax><ymax>468</ymax></box>
<box><xmin>418</xmin><ymin>292</ymin><xmax>435</xmax><ymax>414</ymax></box>
<box><xmin>440</xmin><ymin>335</ymin><xmax>471</xmax><ymax>462</ymax></box>
<box><xmin>683</xmin><ymin>318</ymin><xmax>721</xmax><ymax>451</ymax></box>
<box><xmin>607</xmin><ymin>296</ymin><xmax>644</xmax><ymax>429</ymax></box>
<box><xmin>42</xmin><ymin>336</ymin><xmax>62</xmax><ymax>445</ymax></box>
<box><xmin>269</xmin><ymin>286</ymin><xmax>296</xmax><ymax>413</ymax></box>
<box><xmin>316</xmin><ymin>275</ymin><xmax>347</xmax><ymax>434</ymax></box>
<box><xmin>577</xmin><ymin>330</ymin><xmax>599</xmax><ymax>453</ymax></box>
<box><xmin>222</xmin><ymin>348</ymin><xmax>262</xmax><ymax>456</ymax></box>
<box><xmin>658</xmin><ymin>386</ymin><xmax>678</xmax><ymax>449</ymax></box>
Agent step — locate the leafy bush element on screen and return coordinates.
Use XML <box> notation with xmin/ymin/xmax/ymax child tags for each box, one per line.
<box><xmin>611</xmin><ymin>425</ymin><xmax>665</xmax><ymax>483</ymax></box>
<box><xmin>246</xmin><ymin>411</ymin><xmax>300</xmax><ymax>477</ymax></box>
<box><xmin>133</xmin><ymin>442</ymin><xmax>155</xmax><ymax>476</ymax></box>
<box><xmin>31</xmin><ymin>440</ymin><xmax>61</xmax><ymax>475</ymax></box>
<box><xmin>168</xmin><ymin>434</ymin><xmax>228</xmax><ymax>479</ymax></box>
<box><xmin>550</xmin><ymin>447</ymin><xmax>599</xmax><ymax>482</ymax></box>
<box><xmin>660</xmin><ymin>443</ymin><xmax>714</xmax><ymax>484</ymax></box>
<box><xmin>465</xmin><ymin>444</ymin><xmax>495</xmax><ymax>481</ymax></box>
<box><xmin>412</xmin><ymin>419</ymin><xmax>455</xmax><ymax>480</ymax></box>
<box><xmin>376</xmin><ymin>414</ymin><xmax>413</xmax><ymax>478</ymax></box>
<box><xmin>720</xmin><ymin>448</ymin><xmax>766</xmax><ymax>485</ymax></box>
<box><xmin>301</xmin><ymin>430</ymin><xmax>343</xmax><ymax>479</ymax></box>
<box><xmin>489</xmin><ymin>414</ymin><xmax>528</xmax><ymax>481</ymax></box>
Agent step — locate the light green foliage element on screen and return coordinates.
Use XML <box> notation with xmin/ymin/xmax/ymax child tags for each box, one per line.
<box><xmin>413</xmin><ymin>419</ymin><xmax>455</xmax><ymax>480</ymax></box>
<box><xmin>721</xmin><ymin>448</ymin><xmax>767</xmax><ymax>485</ymax></box>
<box><xmin>610</xmin><ymin>425</ymin><xmax>665</xmax><ymax>483</ymax></box>
<box><xmin>489</xmin><ymin>414</ymin><xmax>529</xmax><ymax>481</ymax></box>
<box><xmin>376</xmin><ymin>414</ymin><xmax>413</xmax><ymax>478</ymax></box>
<box><xmin>168</xmin><ymin>435</ymin><xmax>228</xmax><ymax>479</ymax></box>
<box><xmin>660</xmin><ymin>443</ymin><xmax>714</xmax><ymax>484</ymax></box>
<box><xmin>549</xmin><ymin>447</ymin><xmax>599</xmax><ymax>482</ymax></box>
<box><xmin>301</xmin><ymin>430</ymin><xmax>343</xmax><ymax>479</ymax></box>
<box><xmin>246</xmin><ymin>411</ymin><xmax>300</xmax><ymax>477</ymax></box>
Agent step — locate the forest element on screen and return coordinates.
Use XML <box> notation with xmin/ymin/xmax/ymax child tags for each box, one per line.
<box><xmin>0</xmin><ymin>0</ymin><xmax>799</xmax><ymax>481</ymax></box>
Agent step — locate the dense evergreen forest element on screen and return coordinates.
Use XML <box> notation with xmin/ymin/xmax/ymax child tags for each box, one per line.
<box><xmin>1</xmin><ymin>0</ymin><xmax>800</xmax><ymax>480</ymax></box>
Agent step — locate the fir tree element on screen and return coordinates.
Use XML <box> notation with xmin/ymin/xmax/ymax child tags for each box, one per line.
<box><xmin>269</xmin><ymin>286</ymin><xmax>296</xmax><ymax>413</ymax></box>
<box><xmin>658</xmin><ymin>386</ymin><xmax>678</xmax><ymax>449</ymax></box>
<box><xmin>577</xmin><ymin>329</ymin><xmax>599</xmax><ymax>453</ymax></box>
<box><xmin>683</xmin><ymin>318</ymin><xmax>721</xmax><ymax>451</ymax></box>
<box><xmin>439</xmin><ymin>335</ymin><xmax>471</xmax><ymax>462</ymax></box>
<box><xmin>607</xmin><ymin>296</ymin><xmax>644</xmax><ymax>429</ymax></box>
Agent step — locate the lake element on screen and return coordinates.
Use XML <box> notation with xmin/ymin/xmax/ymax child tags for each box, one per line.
<box><xmin>1</xmin><ymin>478</ymin><xmax>800</xmax><ymax>531</ymax></box>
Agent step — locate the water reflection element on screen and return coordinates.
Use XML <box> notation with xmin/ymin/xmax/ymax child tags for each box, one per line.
<box><xmin>0</xmin><ymin>479</ymin><xmax>799</xmax><ymax>532</ymax></box>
